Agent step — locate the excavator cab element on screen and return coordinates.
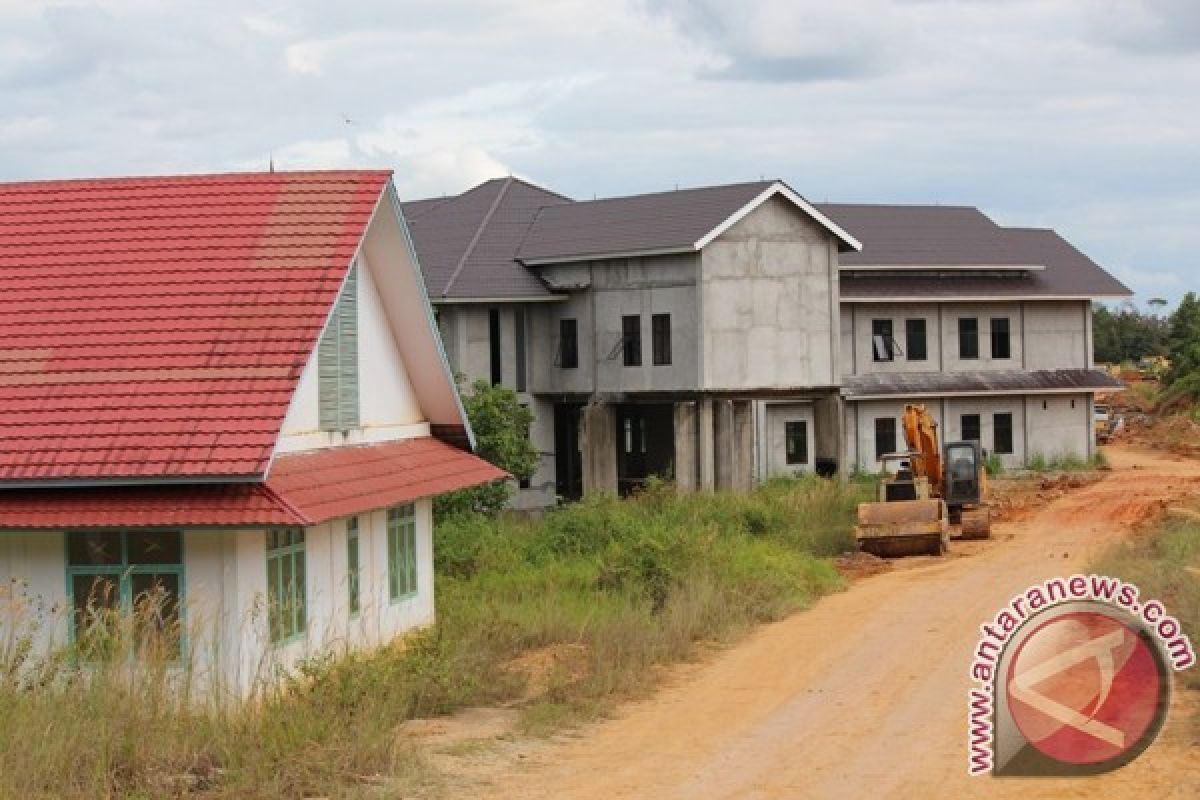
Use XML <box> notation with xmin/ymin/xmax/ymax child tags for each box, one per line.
<box><xmin>942</xmin><ymin>440</ymin><xmax>991</xmax><ymax>538</ymax></box>
<box><xmin>943</xmin><ymin>442</ymin><xmax>984</xmax><ymax>508</ymax></box>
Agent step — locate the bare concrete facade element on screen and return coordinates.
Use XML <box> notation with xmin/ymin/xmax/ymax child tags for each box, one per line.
<box><xmin>840</xmin><ymin>299</ymin><xmax>1101</xmax><ymax>471</ymax></box>
<box><xmin>414</xmin><ymin>180</ymin><xmax>1125</xmax><ymax>505</ymax></box>
<box><xmin>431</xmin><ymin>192</ymin><xmax>847</xmax><ymax>505</ymax></box>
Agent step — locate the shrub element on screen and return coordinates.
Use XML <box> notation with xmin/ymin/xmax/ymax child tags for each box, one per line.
<box><xmin>435</xmin><ymin>379</ymin><xmax>537</xmax><ymax>518</ymax></box>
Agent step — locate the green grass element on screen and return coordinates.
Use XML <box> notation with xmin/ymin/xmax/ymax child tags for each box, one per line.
<box><xmin>1024</xmin><ymin>450</ymin><xmax>1107</xmax><ymax>472</ymax></box>
<box><xmin>1092</xmin><ymin>512</ymin><xmax>1200</xmax><ymax>694</ymax></box>
<box><xmin>0</xmin><ymin>475</ymin><xmax>866</xmax><ymax>799</ymax></box>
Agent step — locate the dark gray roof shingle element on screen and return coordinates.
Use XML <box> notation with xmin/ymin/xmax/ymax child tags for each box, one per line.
<box><xmin>516</xmin><ymin>181</ymin><xmax>777</xmax><ymax>263</ymax></box>
<box><xmin>400</xmin><ymin>177</ymin><xmax>571</xmax><ymax>300</ymax></box>
<box><xmin>844</xmin><ymin>368</ymin><xmax>1123</xmax><ymax>398</ymax></box>
<box><xmin>816</xmin><ymin>203</ymin><xmax>1027</xmax><ymax>267</ymax></box>
<box><xmin>838</xmin><ymin>226</ymin><xmax>1131</xmax><ymax>300</ymax></box>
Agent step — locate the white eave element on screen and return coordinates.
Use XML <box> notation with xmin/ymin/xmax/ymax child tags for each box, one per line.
<box><xmin>840</xmin><ymin>293</ymin><xmax>1131</xmax><ymax>303</ymax></box>
<box><xmin>840</xmin><ymin>264</ymin><xmax>1046</xmax><ymax>272</ymax></box>
<box><xmin>695</xmin><ymin>182</ymin><xmax>863</xmax><ymax>252</ymax></box>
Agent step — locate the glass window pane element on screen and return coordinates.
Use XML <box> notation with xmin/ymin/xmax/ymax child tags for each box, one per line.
<box><xmin>131</xmin><ymin>572</ymin><xmax>181</xmax><ymax>655</ymax></box>
<box><xmin>293</xmin><ymin>552</ymin><xmax>306</xmax><ymax>635</ymax></box>
<box><xmin>67</xmin><ymin>532</ymin><xmax>121</xmax><ymax>566</ymax></box>
<box><xmin>127</xmin><ymin>531</ymin><xmax>182</xmax><ymax>565</ymax></box>
<box><xmin>72</xmin><ymin>574</ymin><xmax>121</xmax><ymax>656</ymax></box>
<box><xmin>267</xmin><ymin>555</ymin><xmax>282</xmax><ymax>642</ymax></box>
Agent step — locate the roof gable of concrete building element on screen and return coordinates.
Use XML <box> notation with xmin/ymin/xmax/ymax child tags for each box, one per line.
<box><xmin>0</xmin><ymin>170</ymin><xmax>475</xmax><ymax>486</ymax></box>
<box><xmin>516</xmin><ymin>180</ymin><xmax>861</xmax><ymax>265</ymax></box>
<box><xmin>818</xmin><ymin>203</ymin><xmax>1131</xmax><ymax>301</ymax></box>
<box><xmin>400</xmin><ymin>177</ymin><xmax>571</xmax><ymax>301</ymax></box>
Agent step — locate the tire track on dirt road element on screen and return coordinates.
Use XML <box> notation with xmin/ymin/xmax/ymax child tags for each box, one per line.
<box><xmin>476</xmin><ymin>446</ymin><xmax>1200</xmax><ymax>800</ymax></box>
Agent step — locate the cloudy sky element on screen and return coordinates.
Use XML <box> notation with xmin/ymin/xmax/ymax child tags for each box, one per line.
<box><xmin>1</xmin><ymin>0</ymin><xmax>1196</xmax><ymax>304</ymax></box>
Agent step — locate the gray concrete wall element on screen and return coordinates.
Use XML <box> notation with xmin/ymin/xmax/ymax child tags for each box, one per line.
<box><xmin>434</xmin><ymin>303</ymin><xmax>557</xmax><ymax>509</ymax></box>
<box><xmin>531</xmin><ymin>254</ymin><xmax>701</xmax><ymax>395</ymax></box>
<box><xmin>1023</xmin><ymin>300</ymin><xmax>1092</xmax><ymax>370</ymax></box>
<box><xmin>700</xmin><ymin>195</ymin><xmax>839</xmax><ymax>390</ymax></box>
<box><xmin>840</xmin><ymin>300</ymin><xmax>1092</xmax><ymax>377</ymax></box>
<box><xmin>1023</xmin><ymin>393</ymin><xmax>1092</xmax><ymax>461</ymax></box>
<box><xmin>759</xmin><ymin>401</ymin><xmax>815</xmax><ymax>477</ymax></box>
<box><xmin>844</xmin><ymin>393</ymin><xmax>1092</xmax><ymax>472</ymax></box>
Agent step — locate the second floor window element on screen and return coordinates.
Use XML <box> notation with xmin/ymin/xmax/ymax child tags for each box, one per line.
<box><xmin>872</xmin><ymin>319</ymin><xmax>895</xmax><ymax>362</ymax></box>
<box><xmin>905</xmin><ymin>319</ymin><xmax>927</xmax><ymax>361</ymax></box>
<box><xmin>959</xmin><ymin>317</ymin><xmax>979</xmax><ymax>360</ymax></box>
<box><xmin>558</xmin><ymin>318</ymin><xmax>578</xmax><ymax>368</ymax></box>
<box><xmin>652</xmin><ymin>313</ymin><xmax>672</xmax><ymax>365</ymax></box>
<box><xmin>318</xmin><ymin>262</ymin><xmax>359</xmax><ymax>430</ymax></box>
<box><xmin>488</xmin><ymin>308</ymin><xmax>502</xmax><ymax>385</ymax></box>
<box><xmin>991</xmin><ymin>317</ymin><xmax>1011</xmax><ymax>359</ymax></box>
<box><xmin>622</xmin><ymin>315</ymin><xmax>642</xmax><ymax>367</ymax></box>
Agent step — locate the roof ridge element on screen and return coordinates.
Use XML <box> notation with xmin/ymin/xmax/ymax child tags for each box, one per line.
<box><xmin>0</xmin><ymin>169</ymin><xmax>393</xmax><ymax>190</ymax></box>
<box><xmin>441</xmin><ymin>176</ymin><xmax>514</xmax><ymax>298</ymax></box>
<box><xmin>554</xmin><ymin>179</ymin><xmax>776</xmax><ymax>209</ymax></box>
<box><xmin>258</xmin><ymin>483</ymin><xmax>312</xmax><ymax>526</ymax></box>
<box><xmin>507</xmin><ymin>175</ymin><xmax>574</xmax><ymax>203</ymax></box>
<box><xmin>816</xmin><ymin>201</ymin><xmax>982</xmax><ymax>212</ymax></box>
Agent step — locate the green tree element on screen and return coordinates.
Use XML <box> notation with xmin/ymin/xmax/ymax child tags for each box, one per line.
<box><xmin>1091</xmin><ymin>302</ymin><xmax>1168</xmax><ymax>364</ymax></box>
<box><xmin>1164</xmin><ymin>292</ymin><xmax>1200</xmax><ymax>403</ymax></box>
<box><xmin>434</xmin><ymin>379</ymin><xmax>538</xmax><ymax>518</ymax></box>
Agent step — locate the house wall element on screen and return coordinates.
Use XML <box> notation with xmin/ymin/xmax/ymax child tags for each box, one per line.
<box><xmin>1023</xmin><ymin>300</ymin><xmax>1093</xmax><ymax>370</ymax></box>
<box><xmin>844</xmin><ymin>393</ymin><xmax>1091</xmax><ymax>472</ymax></box>
<box><xmin>0</xmin><ymin>499</ymin><xmax>436</xmax><ymax>699</ymax></box>
<box><xmin>840</xmin><ymin>300</ymin><xmax>1092</xmax><ymax>376</ymax></box>
<box><xmin>531</xmin><ymin>253</ymin><xmax>702</xmax><ymax>395</ymax></box>
<box><xmin>434</xmin><ymin>302</ymin><xmax>557</xmax><ymax>509</ymax></box>
<box><xmin>700</xmin><ymin>194</ymin><xmax>840</xmax><ymax>390</ymax></box>
<box><xmin>0</xmin><ymin>531</ymin><xmax>69</xmax><ymax>657</ymax></box>
<box><xmin>759</xmin><ymin>401</ymin><xmax>815</xmax><ymax>477</ymax></box>
<box><xmin>278</xmin><ymin>250</ymin><xmax>430</xmax><ymax>454</ymax></box>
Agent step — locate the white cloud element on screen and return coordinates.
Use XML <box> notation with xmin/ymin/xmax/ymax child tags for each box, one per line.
<box><xmin>0</xmin><ymin>0</ymin><xmax>1195</xmax><ymax>301</ymax></box>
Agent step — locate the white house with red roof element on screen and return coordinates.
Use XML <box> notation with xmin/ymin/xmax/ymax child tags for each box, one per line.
<box><xmin>0</xmin><ymin>170</ymin><xmax>504</xmax><ymax>695</ymax></box>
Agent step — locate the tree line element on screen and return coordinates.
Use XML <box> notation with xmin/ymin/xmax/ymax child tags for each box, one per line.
<box><xmin>1094</xmin><ymin>294</ymin><xmax>1200</xmax><ymax>409</ymax></box>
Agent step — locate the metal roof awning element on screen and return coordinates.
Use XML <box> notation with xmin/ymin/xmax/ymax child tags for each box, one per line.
<box><xmin>843</xmin><ymin>369</ymin><xmax>1123</xmax><ymax>400</ymax></box>
<box><xmin>0</xmin><ymin>437</ymin><xmax>507</xmax><ymax>530</ymax></box>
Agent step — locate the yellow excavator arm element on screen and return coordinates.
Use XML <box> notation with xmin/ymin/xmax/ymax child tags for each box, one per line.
<box><xmin>901</xmin><ymin>404</ymin><xmax>942</xmax><ymax>496</ymax></box>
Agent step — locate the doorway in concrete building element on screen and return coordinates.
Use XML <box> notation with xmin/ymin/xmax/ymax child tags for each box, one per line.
<box><xmin>554</xmin><ymin>403</ymin><xmax>585</xmax><ymax>502</ymax></box>
<box><xmin>616</xmin><ymin>404</ymin><xmax>675</xmax><ymax>497</ymax></box>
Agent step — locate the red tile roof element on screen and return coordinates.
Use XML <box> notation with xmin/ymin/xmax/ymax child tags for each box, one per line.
<box><xmin>0</xmin><ymin>170</ymin><xmax>392</xmax><ymax>483</ymax></box>
<box><xmin>0</xmin><ymin>437</ymin><xmax>506</xmax><ymax>529</ymax></box>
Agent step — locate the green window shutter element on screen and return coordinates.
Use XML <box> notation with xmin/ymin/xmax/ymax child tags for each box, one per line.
<box><xmin>338</xmin><ymin>263</ymin><xmax>359</xmax><ymax>429</ymax></box>
<box><xmin>317</xmin><ymin>262</ymin><xmax>360</xmax><ymax>431</ymax></box>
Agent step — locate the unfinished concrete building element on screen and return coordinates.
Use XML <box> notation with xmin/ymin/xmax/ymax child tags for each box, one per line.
<box><xmin>400</xmin><ymin>178</ymin><xmax>1128</xmax><ymax>506</ymax></box>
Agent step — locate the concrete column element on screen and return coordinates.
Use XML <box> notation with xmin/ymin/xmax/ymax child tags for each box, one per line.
<box><xmin>814</xmin><ymin>392</ymin><xmax>845</xmax><ymax>478</ymax></box>
<box><xmin>581</xmin><ymin>403</ymin><xmax>617</xmax><ymax>495</ymax></box>
<box><xmin>697</xmin><ymin>397</ymin><xmax>716</xmax><ymax>490</ymax></box>
<box><xmin>714</xmin><ymin>399</ymin><xmax>734</xmax><ymax>490</ymax></box>
<box><xmin>673</xmin><ymin>401</ymin><xmax>698</xmax><ymax>492</ymax></box>
<box><xmin>731</xmin><ymin>399</ymin><xmax>755</xmax><ymax>492</ymax></box>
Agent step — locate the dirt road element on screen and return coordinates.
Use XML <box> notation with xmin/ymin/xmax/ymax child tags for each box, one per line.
<box><xmin>469</xmin><ymin>446</ymin><xmax>1200</xmax><ymax>799</ymax></box>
